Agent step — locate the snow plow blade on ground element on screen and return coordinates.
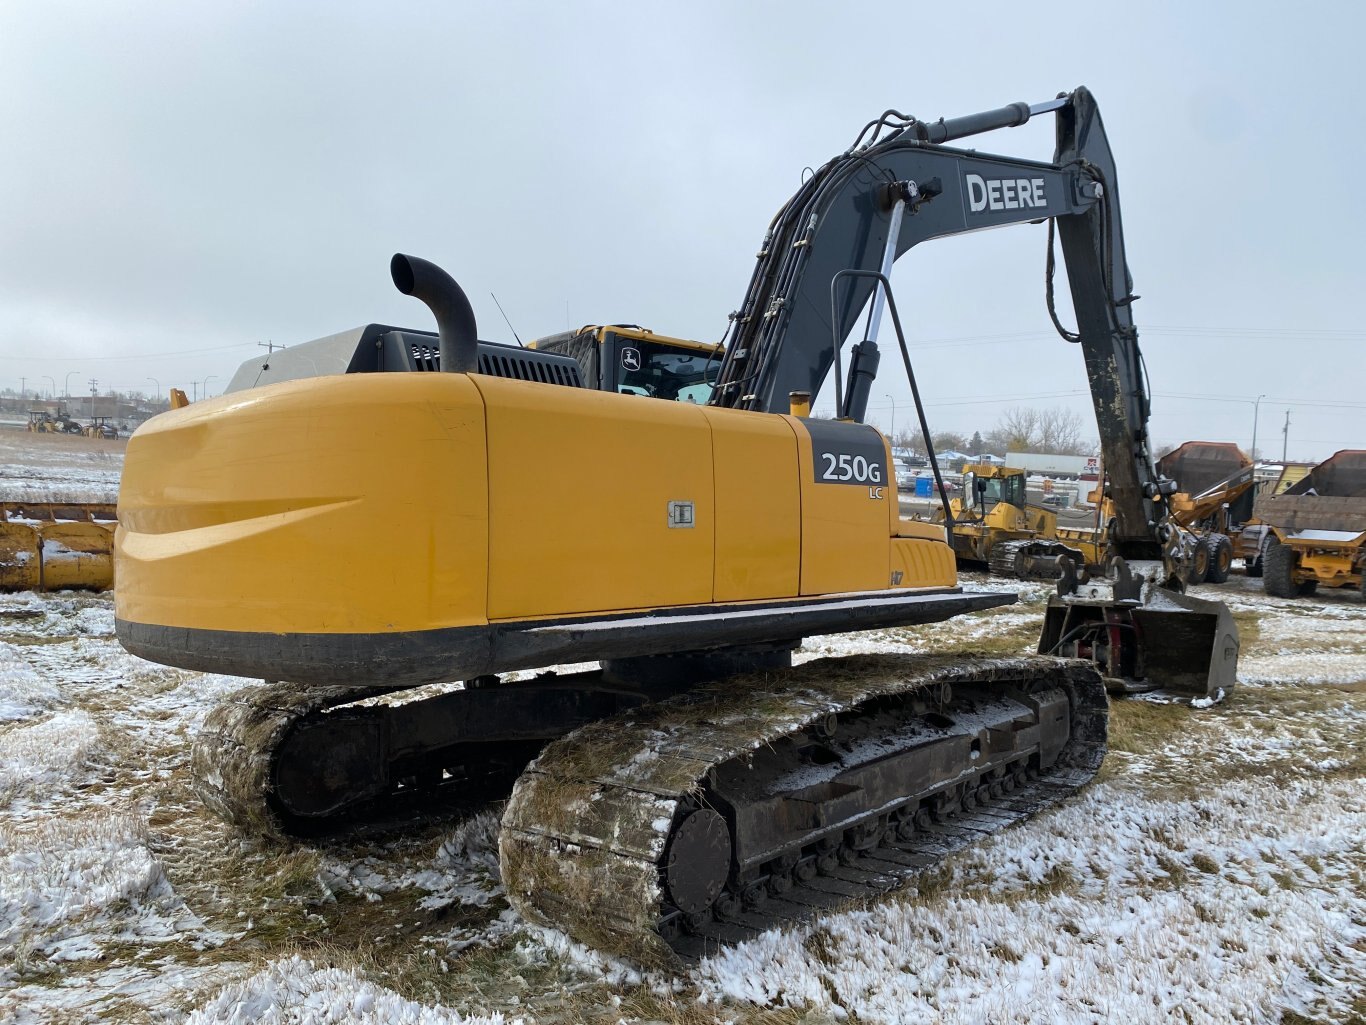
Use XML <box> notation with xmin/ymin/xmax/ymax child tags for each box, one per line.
<box><xmin>0</xmin><ymin>502</ymin><xmax>117</xmax><ymax>592</ymax></box>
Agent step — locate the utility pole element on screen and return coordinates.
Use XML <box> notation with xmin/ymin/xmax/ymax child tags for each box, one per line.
<box><xmin>20</xmin><ymin>377</ymin><xmax>25</xmax><ymax>401</ymax></box>
<box><xmin>1281</xmin><ymin>410</ymin><xmax>1291</xmax><ymax>462</ymax></box>
<box><xmin>1251</xmin><ymin>393</ymin><xmax>1266</xmax><ymax>462</ymax></box>
<box><xmin>258</xmin><ymin>340</ymin><xmax>284</xmax><ymax>353</ymax></box>
<box><xmin>89</xmin><ymin>378</ymin><xmax>99</xmax><ymax>420</ymax></box>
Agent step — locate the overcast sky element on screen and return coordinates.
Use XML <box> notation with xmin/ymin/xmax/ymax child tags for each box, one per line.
<box><xmin>2</xmin><ymin>1</ymin><xmax>1362</xmax><ymax>460</ymax></box>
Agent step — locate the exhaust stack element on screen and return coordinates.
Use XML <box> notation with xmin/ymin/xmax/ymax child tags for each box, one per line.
<box><xmin>390</xmin><ymin>254</ymin><xmax>478</xmax><ymax>373</ymax></box>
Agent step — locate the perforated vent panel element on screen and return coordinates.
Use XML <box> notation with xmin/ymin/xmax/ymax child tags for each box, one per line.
<box><xmin>400</xmin><ymin>337</ymin><xmax>583</xmax><ymax>389</ymax></box>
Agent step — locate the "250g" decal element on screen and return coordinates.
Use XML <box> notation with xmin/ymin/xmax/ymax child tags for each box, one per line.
<box><xmin>819</xmin><ymin>452</ymin><xmax>883</xmax><ymax>484</ymax></box>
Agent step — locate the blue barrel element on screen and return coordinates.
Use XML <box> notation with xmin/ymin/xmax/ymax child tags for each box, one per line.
<box><xmin>914</xmin><ymin>476</ymin><xmax>933</xmax><ymax>497</ymax></box>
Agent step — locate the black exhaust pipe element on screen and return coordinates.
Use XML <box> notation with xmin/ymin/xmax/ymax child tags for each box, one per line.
<box><xmin>390</xmin><ymin>254</ymin><xmax>478</xmax><ymax>373</ymax></box>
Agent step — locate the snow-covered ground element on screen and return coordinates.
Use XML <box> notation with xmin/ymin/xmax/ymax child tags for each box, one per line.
<box><xmin>2</xmin><ymin>438</ymin><xmax>1363</xmax><ymax>1024</ymax></box>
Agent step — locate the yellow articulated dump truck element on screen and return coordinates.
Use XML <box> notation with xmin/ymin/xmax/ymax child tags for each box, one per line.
<box><xmin>1252</xmin><ymin>450</ymin><xmax>1366</xmax><ymax>597</ymax></box>
<box><xmin>0</xmin><ymin>502</ymin><xmax>117</xmax><ymax>592</ymax></box>
<box><xmin>1157</xmin><ymin>442</ymin><xmax>1257</xmax><ymax>584</ymax></box>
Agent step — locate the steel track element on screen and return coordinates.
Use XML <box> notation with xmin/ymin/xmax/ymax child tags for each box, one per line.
<box><xmin>501</xmin><ymin>653</ymin><xmax>1107</xmax><ymax>963</ymax></box>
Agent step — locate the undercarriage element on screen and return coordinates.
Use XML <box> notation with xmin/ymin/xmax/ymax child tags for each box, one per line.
<box><xmin>192</xmin><ymin>648</ymin><xmax>1106</xmax><ymax>962</ymax></box>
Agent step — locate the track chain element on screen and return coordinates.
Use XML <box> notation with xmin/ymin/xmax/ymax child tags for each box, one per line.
<box><xmin>500</xmin><ymin>653</ymin><xmax>1106</xmax><ymax>964</ymax></box>
<box><xmin>191</xmin><ymin>683</ymin><xmax>387</xmax><ymax>839</ymax></box>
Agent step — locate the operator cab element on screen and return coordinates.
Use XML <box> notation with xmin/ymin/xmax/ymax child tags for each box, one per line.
<box><xmin>964</xmin><ymin>467</ymin><xmax>1026</xmax><ymax>512</ymax></box>
<box><xmin>529</xmin><ymin>325</ymin><xmax>723</xmax><ymax>403</ymax></box>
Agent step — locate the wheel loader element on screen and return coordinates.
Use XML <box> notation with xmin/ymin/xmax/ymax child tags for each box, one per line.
<box><xmin>115</xmin><ymin>87</ymin><xmax>1238</xmax><ymax>962</ymax></box>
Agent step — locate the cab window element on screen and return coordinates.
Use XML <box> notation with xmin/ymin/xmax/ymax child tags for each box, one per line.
<box><xmin>614</xmin><ymin>341</ymin><xmax>720</xmax><ymax>403</ymax></box>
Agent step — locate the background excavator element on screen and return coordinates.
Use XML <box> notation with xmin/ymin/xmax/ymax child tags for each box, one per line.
<box><xmin>115</xmin><ymin>87</ymin><xmax>1237</xmax><ymax>962</ymax></box>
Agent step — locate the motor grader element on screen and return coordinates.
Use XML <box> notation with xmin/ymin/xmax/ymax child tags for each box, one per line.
<box><xmin>115</xmin><ymin>87</ymin><xmax>1237</xmax><ymax>962</ymax></box>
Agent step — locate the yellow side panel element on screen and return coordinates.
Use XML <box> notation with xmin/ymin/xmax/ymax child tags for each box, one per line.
<box><xmin>702</xmin><ymin>407</ymin><xmax>800</xmax><ymax>602</ymax></box>
<box><xmin>479</xmin><ymin>377</ymin><xmax>714</xmax><ymax>619</ymax></box>
<box><xmin>895</xmin><ymin>518</ymin><xmax>947</xmax><ymax>542</ymax></box>
<box><xmin>890</xmin><ymin>537</ymin><xmax>957</xmax><ymax>589</ymax></box>
<box><xmin>117</xmin><ymin>374</ymin><xmax>489</xmax><ymax>634</ymax></box>
<box><xmin>785</xmin><ymin>416</ymin><xmax>893</xmax><ymax>595</ymax></box>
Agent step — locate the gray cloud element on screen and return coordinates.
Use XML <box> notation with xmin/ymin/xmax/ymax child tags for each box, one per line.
<box><xmin>2</xmin><ymin>1</ymin><xmax>1361</xmax><ymax>458</ymax></box>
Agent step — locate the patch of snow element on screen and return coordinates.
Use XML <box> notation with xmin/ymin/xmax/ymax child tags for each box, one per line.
<box><xmin>181</xmin><ymin>955</ymin><xmax>522</xmax><ymax>1024</ymax></box>
<box><xmin>0</xmin><ymin>641</ymin><xmax>62</xmax><ymax>720</ymax></box>
<box><xmin>693</xmin><ymin>778</ymin><xmax>1366</xmax><ymax>1024</ymax></box>
<box><xmin>0</xmin><ymin>709</ymin><xmax>101</xmax><ymax>804</ymax></box>
<box><xmin>0</xmin><ymin>811</ymin><xmax>217</xmax><ymax>988</ymax></box>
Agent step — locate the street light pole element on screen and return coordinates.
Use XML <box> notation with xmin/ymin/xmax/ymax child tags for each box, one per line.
<box><xmin>1251</xmin><ymin>393</ymin><xmax>1267</xmax><ymax>462</ymax></box>
<box><xmin>202</xmin><ymin>375</ymin><xmax>217</xmax><ymax>399</ymax></box>
<box><xmin>884</xmin><ymin>393</ymin><xmax>897</xmax><ymax>447</ymax></box>
<box><xmin>43</xmin><ymin>376</ymin><xmax>55</xmax><ymax>400</ymax></box>
<box><xmin>146</xmin><ymin>376</ymin><xmax>161</xmax><ymax>401</ymax></box>
<box><xmin>64</xmin><ymin>371</ymin><xmax>77</xmax><ymax>404</ymax></box>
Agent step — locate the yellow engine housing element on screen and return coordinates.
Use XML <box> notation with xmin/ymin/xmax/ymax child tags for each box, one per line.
<box><xmin>116</xmin><ymin>373</ymin><xmax>969</xmax><ymax>684</ymax></box>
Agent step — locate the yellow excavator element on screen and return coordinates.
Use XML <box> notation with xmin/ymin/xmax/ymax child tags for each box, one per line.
<box><xmin>115</xmin><ymin>88</ymin><xmax>1237</xmax><ymax>962</ymax></box>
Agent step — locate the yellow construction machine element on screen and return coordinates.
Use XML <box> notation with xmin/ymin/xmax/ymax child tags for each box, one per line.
<box><xmin>1252</xmin><ymin>450</ymin><xmax>1366</xmax><ymax>597</ymax></box>
<box><xmin>934</xmin><ymin>463</ymin><xmax>1108</xmax><ymax>578</ymax></box>
<box><xmin>83</xmin><ymin>416</ymin><xmax>120</xmax><ymax>440</ymax></box>
<box><xmin>0</xmin><ymin>502</ymin><xmax>117</xmax><ymax>592</ymax></box>
<box><xmin>26</xmin><ymin>405</ymin><xmax>84</xmax><ymax>434</ymax></box>
<box><xmin>936</xmin><ymin>464</ymin><xmax>1051</xmax><ymax>562</ymax></box>
<box><xmin>115</xmin><ymin>88</ymin><xmax>1238</xmax><ymax>962</ymax></box>
<box><xmin>1157</xmin><ymin>442</ymin><xmax>1257</xmax><ymax>583</ymax></box>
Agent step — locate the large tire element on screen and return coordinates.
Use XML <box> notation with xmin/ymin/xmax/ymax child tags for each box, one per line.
<box><xmin>1204</xmin><ymin>533</ymin><xmax>1234</xmax><ymax>584</ymax></box>
<box><xmin>1263</xmin><ymin>535</ymin><xmax>1297</xmax><ymax>598</ymax></box>
<box><xmin>1187</xmin><ymin>539</ymin><xmax>1210</xmax><ymax>585</ymax></box>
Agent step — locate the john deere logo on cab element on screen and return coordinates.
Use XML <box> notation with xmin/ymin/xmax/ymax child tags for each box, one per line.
<box><xmin>964</xmin><ymin>173</ymin><xmax>1047</xmax><ymax>213</ymax></box>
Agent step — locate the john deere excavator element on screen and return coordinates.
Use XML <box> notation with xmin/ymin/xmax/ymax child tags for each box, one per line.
<box><xmin>115</xmin><ymin>88</ymin><xmax>1237</xmax><ymax>962</ymax></box>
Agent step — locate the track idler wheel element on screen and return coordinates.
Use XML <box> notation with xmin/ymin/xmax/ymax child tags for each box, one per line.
<box><xmin>663</xmin><ymin>807</ymin><xmax>732</xmax><ymax>918</ymax></box>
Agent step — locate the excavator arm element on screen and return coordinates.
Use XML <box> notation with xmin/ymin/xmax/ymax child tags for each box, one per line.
<box><xmin>712</xmin><ymin>87</ymin><xmax>1168</xmax><ymax>561</ymax></box>
<box><xmin>712</xmin><ymin>87</ymin><xmax>1237</xmax><ymax>696</ymax></box>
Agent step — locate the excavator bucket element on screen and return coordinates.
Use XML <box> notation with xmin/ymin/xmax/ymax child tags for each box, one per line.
<box><xmin>1039</xmin><ymin>585</ymin><xmax>1239</xmax><ymax>699</ymax></box>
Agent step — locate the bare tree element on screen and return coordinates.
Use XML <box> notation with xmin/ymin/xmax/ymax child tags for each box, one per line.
<box><xmin>988</xmin><ymin>407</ymin><xmax>1039</xmax><ymax>454</ymax></box>
<box><xmin>987</xmin><ymin>406</ymin><xmax>1092</xmax><ymax>455</ymax></box>
<box><xmin>931</xmin><ymin>429</ymin><xmax>969</xmax><ymax>453</ymax></box>
<box><xmin>1036</xmin><ymin>407</ymin><xmax>1088</xmax><ymax>454</ymax></box>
